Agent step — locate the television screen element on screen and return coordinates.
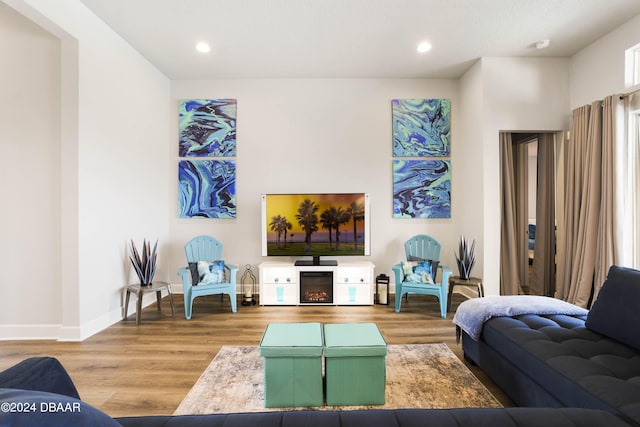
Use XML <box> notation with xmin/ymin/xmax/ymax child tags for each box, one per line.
<box><xmin>261</xmin><ymin>193</ymin><xmax>370</xmax><ymax>265</ymax></box>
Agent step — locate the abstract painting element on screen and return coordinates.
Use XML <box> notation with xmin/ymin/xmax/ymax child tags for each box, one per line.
<box><xmin>178</xmin><ymin>160</ymin><xmax>236</xmax><ymax>218</ymax></box>
<box><xmin>393</xmin><ymin>160</ymin><xmax>451</xmax><ymax>218</ymax></box>
<box><xmin>392</xmin><ymin>98</ymin><xmax>451</xmax><ymax>157</ymax></box>
<box><xmin>179</xmin><ymin>99</ymin><xmax>237</xmax><ymax>157</ymax></box>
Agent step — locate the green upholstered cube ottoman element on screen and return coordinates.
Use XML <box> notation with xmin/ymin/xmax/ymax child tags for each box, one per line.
<box><xmin>323</xmin><ymin>322</ymin><xmax>387</xmax><ymax>405</ymax></box>
<box><xmin>258</xmin><ymin>322</ymin><xmax>324</xmax><ymax>407</ymax></box>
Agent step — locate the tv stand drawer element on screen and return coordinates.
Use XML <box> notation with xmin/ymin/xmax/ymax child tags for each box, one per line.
<box><xmin>261</xmin><ymin>282</ymin><xmax>298</xmax><ymax>305</ymax></box>
<box><xmin>335</xmin><ymin>282</ymin><xmax>373</xmax><ymax>305</ymax></box>
<box><xmin>336</xmin><ymin>266</ymin><xmax>372</xmax><ymax>285</ymax></box>
<box><xmin>261</xmin><ymin>266</ymin><xmax>296</xmax><ymax>285</ymax></box>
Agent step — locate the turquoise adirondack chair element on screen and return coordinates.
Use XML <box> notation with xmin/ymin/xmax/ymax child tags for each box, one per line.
<box><xmin>177</xmin><ymin>235</ymin><xmax>238</xmax><ymax>319</ymax></box>
<box><xmin>392</xmin><ymin>235</ymin><xmax>451</xmax><ymax>318</ymax></box>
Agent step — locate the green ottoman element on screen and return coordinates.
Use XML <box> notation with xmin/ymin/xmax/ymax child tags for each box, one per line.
<box><xmin>323</xmin><ymin>322</ymin><xmax>387</xmax><ymax>405</ymax></box>
<box><xmin>259</xmin><ymin>322</ymin><xmax>324</xmax><ymax>407</ymax></box>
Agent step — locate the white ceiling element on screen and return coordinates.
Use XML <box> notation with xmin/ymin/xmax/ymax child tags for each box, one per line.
<box><xmin>79</xmin><ymin>0</ymin><xmax>640</xmax><ymax>80</ymax></box>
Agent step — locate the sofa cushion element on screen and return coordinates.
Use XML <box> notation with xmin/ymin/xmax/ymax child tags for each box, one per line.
<box><xmin>0</xmin><ymin>357</ymin><xmax>79</xmax><ymax>399</ymax></box>
<box><xmin>586</xmin><ymin>265</ymin><xmax>640</xmax><ymax>350</ymax></box>
<box><xmin>0</xmin><ymin>388</ymin><xmax>122</xmax><ymax>427</ymax></box>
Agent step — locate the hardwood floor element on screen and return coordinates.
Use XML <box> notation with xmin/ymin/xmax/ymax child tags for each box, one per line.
<box><xmin>0</xmin><ymin>293</ymin><xmax>513</xmax><ymax>418</ymax></box>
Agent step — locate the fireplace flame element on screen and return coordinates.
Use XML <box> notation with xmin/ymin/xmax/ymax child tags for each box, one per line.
<box><xmin>303</xmin><ymin>289</ymin><xmax>330</xmax><ymax>302</ymax></box>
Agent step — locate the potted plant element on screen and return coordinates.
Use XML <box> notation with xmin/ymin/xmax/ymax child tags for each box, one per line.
<box><xmin>455</xmin><ymin>235</ymin><xmax>476</xmax><ymax>280</ymax></box>
<box><xmin>129</xmin><ymin>238</ymin><xmax>158</xmax><ymax>286</ymax></box>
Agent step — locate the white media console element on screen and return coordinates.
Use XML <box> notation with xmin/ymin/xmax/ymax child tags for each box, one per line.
<box><xmin>258</xmin><ymin>261</ymin><xmax>375</xmax><ymax>305</ymax></box>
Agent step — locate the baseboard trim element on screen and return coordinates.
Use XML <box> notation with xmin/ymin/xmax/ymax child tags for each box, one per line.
<box><xmin>61</xmin><ymin>306</ymin><xmax>124</xmax><ymax>342</ymax></box>
<box><xmin>0</xmin><ymin>325</ymin><xmax>61</xmax><ymax>341</ymax></box>
<box><xmin>0</xmin><ymin>291</ymin><xmax>161</xmax><ymax>342</ymax></box>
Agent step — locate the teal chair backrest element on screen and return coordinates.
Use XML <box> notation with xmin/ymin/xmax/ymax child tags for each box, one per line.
<box><xmin>185</xmin><ymin>235</ymin><xmax>223</xmax><ymax>263</ymax></box>
<box><xmin>404</xmin><ymin>235</ymin><xmax>442</xmax><ymax>261</ymax></box>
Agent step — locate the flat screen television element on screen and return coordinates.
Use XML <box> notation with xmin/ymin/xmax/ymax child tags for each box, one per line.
<box><xmin>261</xmin><ymin>193</ymin><xmax>370</xmax><ymax>266</ymax></box>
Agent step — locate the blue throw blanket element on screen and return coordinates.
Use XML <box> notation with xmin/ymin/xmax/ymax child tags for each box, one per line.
<box><xmin>453</xmin><ymin>295</ymin><xmax>589</xmax><ymax>341</ymax></box>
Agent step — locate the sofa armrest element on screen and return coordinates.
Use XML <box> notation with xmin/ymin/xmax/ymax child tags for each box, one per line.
<box><xmin>0</xmin><ymin>357</ymin><xmax>80</xmax><ymax>399</ymax></box>
<box><xmin>0</xmin><ymin>388</ymin><xmax>121</xmax><ymax>426</ymax></box>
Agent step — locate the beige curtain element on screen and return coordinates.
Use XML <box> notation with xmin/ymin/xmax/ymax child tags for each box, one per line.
<box><xmin>500</xmin><ymin>133</ymin><xmax>520</xmax><ymax>294</ymax></box>
<box><xmin>530</xmin><ymin>133</ymin><xmax>556</xmax><ymax>296</ymax></box>
<box><xmin>631</xmin><ymin>94</ymin><xmax>640</xmax><ymax>269</ymax></box>
<box><xmin>500</xmin><ymin>133</ymin><xmax>527</xmax><ymax>295</ymax></box>
<box><xmin>557</xmin><ymin>96</ymin><xmax>628</xmax><ymax>307</ymax></box>
<box><xmin>593</xmin><ymin>96</ymin><xmax>625</xmax><ymax>294</ymax></box>
<box><xmin>556</xmin><ymin>102</ymin><xmax>602</xmax><ymax>307</ymax></box>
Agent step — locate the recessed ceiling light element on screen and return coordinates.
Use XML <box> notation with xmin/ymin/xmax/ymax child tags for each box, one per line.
<box><xmin>535</xmin><ymin>39</ymin><xmax>550</xmax><ymax>49</ymax></box>
<box><xmin>417</xmin><ymin>41</ymin><xmax>432</xmax><ymax>53</ymax></box>
<box><xmin>195</xmin><ymin>42</ymin><xmax>211</xmax><ymax>53</ymax></box>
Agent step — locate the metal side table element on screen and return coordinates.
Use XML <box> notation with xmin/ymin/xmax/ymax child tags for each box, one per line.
<box><xmin>448</xmin><ymin>276</ymin><xmax>484</xmax><ymax>313</ymax></box>
<box><xmin>124</xmin><ymin>281</ymin><xmax>175</xmax><ymax>325</ymax></box>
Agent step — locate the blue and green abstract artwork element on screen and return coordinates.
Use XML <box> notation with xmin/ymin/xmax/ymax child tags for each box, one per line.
<box><xmin>178</xmin><ymin>160</ymin><xmax>236</xmax><ymax>218</ymax></box>
<box><xmin>393</xmin><ymin>159</ymin><xmax>451</xmax><ymax>218</ymax></box>
<box><xmin>392</xmin><ymin>98</ymin><xmax>450</xmax><ymax>157</ymax></box>
<box><xmin>179</xmin><ymin>99</ymin><xmax>237</xmax><ymax>157</ymax></box>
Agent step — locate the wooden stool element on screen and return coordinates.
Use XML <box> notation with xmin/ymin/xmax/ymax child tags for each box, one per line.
<box><xmin>448</xmin><ymin>276</ymin><xmax>484</xmax><ymax>313</ymax></box>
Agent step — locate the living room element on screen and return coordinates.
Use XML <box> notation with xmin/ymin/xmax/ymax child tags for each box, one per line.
<box><xmin>3</xmin><ymin>0</ymin><xmax>639</xmax><ymax>342</ymax></box>
<box><xmin>2</xmin><ymin>0</ymin><xmax>640</xmax><ymax>423</ymax></box>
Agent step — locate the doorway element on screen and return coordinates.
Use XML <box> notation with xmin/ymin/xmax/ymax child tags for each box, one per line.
<box><xmin>500</xmin><ymin>132</ymin><xmax>557</xmax><ymax>296</ymax></box>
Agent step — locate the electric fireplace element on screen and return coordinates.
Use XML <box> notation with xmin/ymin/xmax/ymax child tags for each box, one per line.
<box><xmin>299</xmin><ymin>271</ymin><xmax>333</xmax><ymax>304</ymax></box>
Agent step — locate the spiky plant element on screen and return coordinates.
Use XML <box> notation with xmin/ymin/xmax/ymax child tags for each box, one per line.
<box><xmin>455</xmin><ymin>235</ymin><xmax>476</xmax><ymax>280</ymax></box>
<box><xmin>129</xmin><ymin>238</ymin><xmax>158</xmax><ymax>285</ymax></box>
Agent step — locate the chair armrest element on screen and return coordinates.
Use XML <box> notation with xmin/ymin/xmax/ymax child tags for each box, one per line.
<box><xmin>177</xmin><ymin>266</ymin><xmax>193</xmax><ymax>292</ymax></box>
<box><xmin>391</xmin><ymin>263</ymin><xmax>404</xmax><ymax>286</ymax></box>
<box><xmin>225</xmin><ymin>263</ymin><xmax>239</xmax><ymax>284</ymax></box>
<box><xmin>439</xmin><ymin>265</ymin><xmax>452</xmax><ymax>291</ymax></box>
<box><xmin>224</xmin><ymin>263</ymin><xmax>239</xmax><ymax>273</ymax></box>
<box><xmin>177</xmin><ymin>266</ymin><xmax>190</xmax><ymax>279</ymax></box>
<box><xmin>391</xmin><ymin>263</ymin><xmax>403</xmax><ymax>275</ymax></box>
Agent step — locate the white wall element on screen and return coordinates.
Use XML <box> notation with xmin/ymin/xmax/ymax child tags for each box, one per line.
<box><xmin>170</xmin><ymin>79</ymin><xmax>465</xmax><ymax>288</ymax></box>
<box><xmin>570</xmin><ymin>13</ymin><xmax>640</xmax><ymax>109</ymax></box>
<box><xmin>170</xmin><ymin>60</ymin><xmax>572</xmax><ymax>299</ymax></box>
<box><xmin>475</xmin><ymin>57</ymin><xmax>570</xmax><ymax>295</ymax></box>
<box><xmin>2</xmin><ymin>0</ymin><xmax>171</xmax><ymax>340</ymax></box>
<box><xmin>0</xmin><ymin>2</ymin><xmax>61</xmax><ymax>335</ymax></box>
<box><xmin>457</xmin><ymin>60</ymin><xmax>485</xmax><ymax>284</ymax></box>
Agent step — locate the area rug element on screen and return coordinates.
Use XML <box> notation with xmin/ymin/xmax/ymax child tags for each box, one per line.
<box><xmin>174</xmin><ymin>343</ymin><xmax>501</xmax><ymax>414</ymax></box>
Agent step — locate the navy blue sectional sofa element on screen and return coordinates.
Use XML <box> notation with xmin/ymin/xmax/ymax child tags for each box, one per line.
<box><xmin>0</xmin><ymin>356</ymin><xmax>632</xmax><ymax>426</ymax></box>
<box><xmin>459</xmin><ymin>265</ymin><xmax>640</xmax><ymax>427</ymax></box>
